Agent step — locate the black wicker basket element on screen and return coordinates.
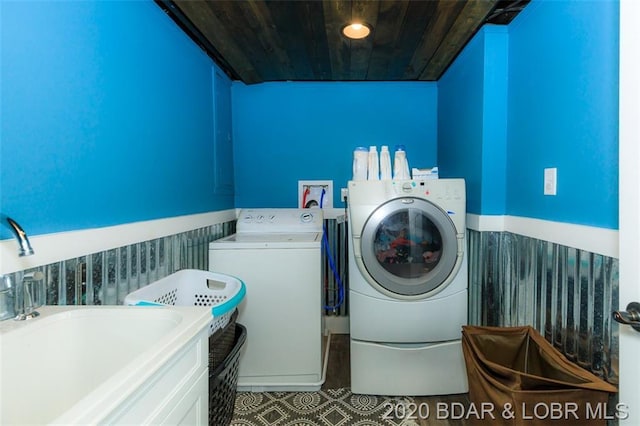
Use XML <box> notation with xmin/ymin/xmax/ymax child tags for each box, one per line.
<box><xmin>209</xmin><ymin>323</ymin><xmax>246</xmax><ymax>426</ymax></box>
<box><xmin>209</xmin><ymin>309</ymin><xmax>238</xmax><ymax>370</ymax></box>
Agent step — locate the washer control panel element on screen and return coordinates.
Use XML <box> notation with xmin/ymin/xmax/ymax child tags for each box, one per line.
<box><xmin>237</xmin><ymin>208</ymin><xmax>323</xmax><ymax>233</ymax></box>
<box><xmin>391</xmin><ymin>180</ymin><xmax>464</xmax><ymax>201</ymax></box>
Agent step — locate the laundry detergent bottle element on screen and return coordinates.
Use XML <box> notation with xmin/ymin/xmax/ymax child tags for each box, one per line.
<box><xmin>352</xmin><ymin>146</ymin><xmax>368</xmax><ymax>181</ymax></box>
<box><xmin>379</xmin><ymin>145</ymin><xmax>392</xmax><ymax>180</ymax></box>
<box><xmin>393</xmin><ymin>145</ymin><xmax>411</xmax><ymax>180</ymax></box>
<box><xmin>367</xmin><ymin>146</ymin><xmax>379</xmax><ymax>180</ymax></box>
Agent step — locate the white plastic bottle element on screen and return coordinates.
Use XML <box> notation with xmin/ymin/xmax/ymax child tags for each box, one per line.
<box><xmin>352</xmin><ymin>146</ymin><xmax>368</xmax><ymax>181</ymax></box>
<box><xmin>393</xmin><ymin>145</ymin><xmax>411</xmax><ymax>180</ymax></box>
<box><xmin>379</xmin><ymin>145</ymin><xmax>392</xmax><ymax>180</ymax></box>
<box><xmin>367</xmin><ymin>146</ymin><xmax>379</xmax><ymax>180</ymax></box>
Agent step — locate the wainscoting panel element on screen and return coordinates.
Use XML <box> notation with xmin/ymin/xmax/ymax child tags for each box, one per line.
<box><xmin>9</xmin><ymin>214</ymin><xmax>350</xmax><ymax>314</ymax></box>
<box><xmin>322</xmin><ymin>215</ymin><xmax>349</xmax><ymax>317</ymax></box>
<box><xmin>5</xmin><ymin>221</ymin><xmax>236</xmax><ymax>307</ymax></box>
<box><xmin>468</xmin><ymin>230</ymin><xmax>619</xmax><ymax>385</ymax></box>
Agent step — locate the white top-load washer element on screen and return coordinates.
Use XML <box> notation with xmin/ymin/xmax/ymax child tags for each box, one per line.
<box><xmin>208</xmin><ymin>208</ymin><xmax>326</xmax><ymax>392</ymax></box>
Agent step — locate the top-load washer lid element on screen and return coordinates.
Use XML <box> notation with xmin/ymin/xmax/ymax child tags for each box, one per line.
<box><xmin>210</xmin><ymin>232</ymin><xmax>322</xmax><ymax>249</ymax></box>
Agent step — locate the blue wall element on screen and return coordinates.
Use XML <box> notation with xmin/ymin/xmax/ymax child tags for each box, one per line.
<box><xmin>438</xmin><ymin>0</ymin><xmax>619</xmax><ymax>229</ymax></box>
<box><xmin>232</xmin><ymin>82</ymin><xmax>438</xmax><ymax>208</ymax></box>
<box><xmin>2</xmin><ymin>0</ymin><xmax>620</xmax><ymax>240</ymax></box>
<box><xmin>438</xmin><ymin>26</ymin><xmax>508</xmax><ymax>215</ymax></box>
<box><xmin>506</xmin><ymin>0</ymin><xmax>619</xmax><ymax>229</ymax></box>
<box><xmin>1</xmin><ymin>1</ymin><xmax>233</xmax><ymax>239</ymax></box>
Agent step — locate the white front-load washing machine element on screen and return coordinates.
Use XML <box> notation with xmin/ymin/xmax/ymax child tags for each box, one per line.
<box><xmin>348</xmin><ymin>179</ymin><xmax>468</xmax><ymax>396</ymax></box>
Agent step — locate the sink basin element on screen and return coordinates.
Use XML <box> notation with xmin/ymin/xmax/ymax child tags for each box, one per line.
<box><xmin>0</xmin><ymin>305</ymin><xmax>211</xmax><ymax>425</ymax></box>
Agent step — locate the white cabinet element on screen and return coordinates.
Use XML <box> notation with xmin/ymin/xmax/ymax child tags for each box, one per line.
<box><xmin>0</xmin><ymin>306</ymin><xmax>212</xmax><ymax>426</ymax></box>
<box><xmin>104</xmin><ymin>328</ymin><xmax>209</xmax><ymax>425</ymax></box>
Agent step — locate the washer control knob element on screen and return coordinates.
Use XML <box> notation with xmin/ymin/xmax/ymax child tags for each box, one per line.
<box><xmin>402</xmin><ymin>182</ymin><xmax>413</xmax><ymax>193</ymax></box>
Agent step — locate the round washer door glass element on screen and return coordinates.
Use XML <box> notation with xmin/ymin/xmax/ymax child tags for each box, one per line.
<box><xmin>360</xmin><ymin>197</ymin><xmax>459</xmax><ymax>296</ymax></box>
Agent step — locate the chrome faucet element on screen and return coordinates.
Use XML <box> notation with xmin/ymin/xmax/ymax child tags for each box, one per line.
<box><xmin>0</xmin><ymin>218</ymin><xmax>41</xmax><ymax>321</ymax></box>
<box><xmin>6</xmin><ymin>217</ymin><xmax>35</xmax><ymax>257</ymax></box>
<box><xmin>14</xmin><ymin>272</ymin><xmax>45</xmax><ymax>320</ymax></box>
<box><xmin>0</xmin><ymin>272</ymin><xmax>45</xmax><ymax>321</ymax></box>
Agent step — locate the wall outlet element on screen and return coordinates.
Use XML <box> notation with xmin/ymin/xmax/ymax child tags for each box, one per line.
<box><xmin>298</xmin><ymin>180</ymin><xmax>333</xmax><ymax>208</ymax></box>
<box><xmin>341</xmin><ymin>188</ymin><xmax>348</xmax><ymax>202</ymax></box>
<box><xmin>544</xmin><ymin>168</ymin><xmax>557</xmax><ymax>196</ymax></box>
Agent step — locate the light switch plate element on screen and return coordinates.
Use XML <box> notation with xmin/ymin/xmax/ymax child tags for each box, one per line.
<box><xmin>544</xmin><ymin>168</ymin><xmax>557</xmax><ymax>196</ymax></box>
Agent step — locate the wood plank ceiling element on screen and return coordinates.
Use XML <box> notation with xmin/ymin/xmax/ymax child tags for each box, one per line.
<box><xmin>158</xmin><ymin>0</ymin><xmax>529</xmax><ymax>84</ymax></box>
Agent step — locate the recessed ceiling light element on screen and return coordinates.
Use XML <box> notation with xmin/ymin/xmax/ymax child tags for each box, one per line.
<box><xmin>342</xmin><ymin>22</ymin><xmax>371</xmax><ymax>40</ymax></box>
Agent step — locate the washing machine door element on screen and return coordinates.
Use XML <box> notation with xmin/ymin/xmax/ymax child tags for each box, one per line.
<box><xmin>360</xmin><ymin>197</ymin><xmax>460</xmax><ymax>297</ymax></box>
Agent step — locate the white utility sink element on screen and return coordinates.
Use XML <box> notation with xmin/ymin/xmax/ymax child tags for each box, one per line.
<box><xmin>0</xmin><ymin>305</ymin><xmax>212</xmax><ymax>425</ymax></box>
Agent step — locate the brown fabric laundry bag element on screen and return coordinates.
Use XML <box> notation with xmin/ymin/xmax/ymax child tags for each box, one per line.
<box><xmin>461</xmin><ymin>325</ymin><xmax>617</xmax><ymax>426</ymax></box>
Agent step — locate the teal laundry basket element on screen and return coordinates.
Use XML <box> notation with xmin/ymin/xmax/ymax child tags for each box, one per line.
<box><xmin>124</xmin><ymin>269</ymin><xmax>246</xmax><ymax>337</ymax></box>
